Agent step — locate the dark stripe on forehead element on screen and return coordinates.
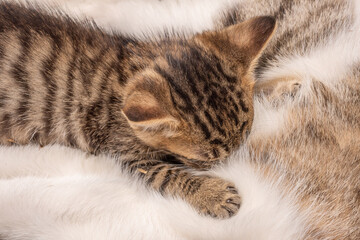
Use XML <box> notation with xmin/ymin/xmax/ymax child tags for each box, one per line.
<box><xmin>204</xmin><ymin>110</ymin><xmax>216</xmax><ymax>128</ymax></box>
<box><xmin>215</xmin><ymin>62</ymin><xmax>237</xmax><ymax>83</ymax></box>
<box><xmin>212</xmin><ymin>148</ymin><xmax>220</xmax><ymax>158</ymax></box>
<box><xmin>214</xmin><ymin>111</ymin><xmax>226</xmax><ymax>134</ymax></box>
<box><xmin>230</xmin><ymin>109</ymin><xmax>239</xmax><ymax>126</ymax></box>
<box><xmin>166</xmin><ymin>53</ymin><xmax>204</xmax><ymax>106</ymax></box>
<box><xmin>210</xmin><ymin>138</ymin><xmax>223</xmax><ymax>145</ymax></box>
<box><xmin>222</xmin><ymin>144</ymin><xmax>230</xmax><ymax>153</ymax></box>
<box><xmin>227</xmin><ymin>94</ymin><xmax>242</xmax><ymax>115</ymax></box>
<box><xmin>155</xmin><ymin>65</ymin><xmax>194</xmax><ymax>111</ymax></box>
<box><xmin>232</xmin><ymin>98</ymin><xmax>240</xmax><ymax>113</ymax></box>
<box><xmin>204</xmin><ymin>109</ymin><xmax>227</xmax><ymax>137</ymax></box>
<box><xmin>193</xmin><ymin>114</ymin><xmax>211</xmax><ymax>139</ymax></box>
<box><xmin>240</xmin><ymin>120</ymin><xmax>248</xmax><ymax>134</ymax></box>
<box><xmin>207</xmin><ymin>91</ymin><xmax>220</xmax><ymax>110</ymax></box>
<box><xmin>236</xmin><ymin>91</ymin><xmax>249</xmax><ymax>113</ymax></box>
<box><xmin>191</xmin><ymin>46</ymin><xmax>237</xmax><ymax>84</ymax></box>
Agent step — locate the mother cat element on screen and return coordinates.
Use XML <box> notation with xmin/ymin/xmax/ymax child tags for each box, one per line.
<box><xmin>0</xmin><ymin>2</ymin><xmax>277</xmax><ymax>218</ymax></box>
<box><xmin>214</xmin><ymin>0</ymin><xmax>360</xmax><ymax>238</ymax></box>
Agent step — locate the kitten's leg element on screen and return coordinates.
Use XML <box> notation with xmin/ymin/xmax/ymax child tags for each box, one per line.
<box><xmin>127</xmin><ymin>160</ymin><xmax>241</xmax><ymax>219</ymax></box>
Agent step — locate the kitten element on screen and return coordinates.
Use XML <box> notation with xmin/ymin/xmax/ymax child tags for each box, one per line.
<box><xmin>0</xmin><ymin>2</ymin><xmax>275</xmax><ymax>218</ymax></box>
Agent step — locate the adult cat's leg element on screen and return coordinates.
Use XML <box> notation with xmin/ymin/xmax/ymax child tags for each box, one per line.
<box><xmin>126</xmin><ymin>159</ymin><xmax>241</xmax><ymax>219</ymax></box>
<box><xmin>254</xmin><ymin>77</ymin><xmax>302</xmax><ymax>101</ymax></box>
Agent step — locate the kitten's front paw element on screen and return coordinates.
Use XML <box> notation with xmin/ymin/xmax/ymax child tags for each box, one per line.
<box><xmin>190</xmin><ymin>177</ymin><xmax>241</xmax><ymax>219</ymax></box>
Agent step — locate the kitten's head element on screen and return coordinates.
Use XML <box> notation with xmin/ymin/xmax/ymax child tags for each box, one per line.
<box><xmin>122</xmin><ymin>16</ymin><xmax>276</xmax><ymax>167</ymax></box>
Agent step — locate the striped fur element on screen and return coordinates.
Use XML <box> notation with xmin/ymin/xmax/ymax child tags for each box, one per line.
<box><xmin>0</xmin><ymin>2</ymin><xmax>276</xmax><ymax>218</ymax></box>
<box><xmin>218</xmin><ymin>0</ymin><xmax>353</xmax><ymax>85</ymax></box>
<box><xmin>243</xmin><ymin>64</ymin><xmax>360</xmax><ymax>239</ymax></box>
<box><xmin>215</xmin><ymin>0</ymin><xmax>360</xmax><ymax>237</ymax></box>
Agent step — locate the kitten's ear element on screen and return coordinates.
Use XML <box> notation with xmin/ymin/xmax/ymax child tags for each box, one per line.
<box><xmin>122</xmin><ymin>73</ymin><xmax>179</xmax><ymax>130</ymax></box>
<box><xmin>123</xmin><ymin>92</ymin><xmax>166</xmax><ymax>122</ymax></box>
<box><xmin>195</xmin><ymin>16</ymin><xmax>276</xmax><ymax>72</ymax></box>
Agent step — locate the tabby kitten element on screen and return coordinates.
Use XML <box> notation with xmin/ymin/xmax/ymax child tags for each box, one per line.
<box><xmin>0</xmin><ymin>2</ymin><xmax>275</xmax><ymax>218</ymax></box>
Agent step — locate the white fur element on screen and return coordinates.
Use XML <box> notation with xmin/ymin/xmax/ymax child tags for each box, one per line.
<box><xmin>253</xmin><ymin>27</ymin><xmax>360</xmax><ymax>139</ymax></box>
<box><xmin>1</xmin><ymin>0</ymin><xmax>360</xmax><ymax>239</ymax></box>
<box><xmin>24</xmin><ymin>0</ymin><xmax>243</xmax><ymax>37</ymax></box>
<box><xmin>0</xmin><ymin>145</ymin><xmax>306</xmax><ymax>240</ymax></box>
<box><xmin>259</xmin><ymin>29</ymin><xmax>360</xmax><ymax>88</ymax></box>
<box><xmin>250</xmin><ymin>99</ymin><xmax>287</xmax><ymax>138</ymax></box>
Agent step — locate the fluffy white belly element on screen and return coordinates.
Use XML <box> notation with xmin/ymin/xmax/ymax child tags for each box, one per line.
<box><xmin>0</xmin><ymin>144</ymin><xmax>305</xmax><ymax>240</ymax></box>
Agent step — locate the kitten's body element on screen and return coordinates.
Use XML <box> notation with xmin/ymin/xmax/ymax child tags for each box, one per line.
<box><xmin>0</xmin><ymin>2</ymin><xmax>278</xmax><ymax>218</ymax></box>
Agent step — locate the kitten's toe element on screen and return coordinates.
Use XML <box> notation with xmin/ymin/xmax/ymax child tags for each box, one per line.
<box><xmin>190</xmin><ymin>177</ymin><xmax>241</xmax><ymax>219</ymax></box>
<box><xmin>226</xmin><ymin>185</ymin><xmax>239</xmax><ymax>194</ymax></box>
<box><xmin>217</xmin><ymin>185</ymin><xmax>242</xmax><ymax>218</ymax></box>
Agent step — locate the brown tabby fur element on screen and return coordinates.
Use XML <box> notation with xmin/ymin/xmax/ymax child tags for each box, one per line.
<box><xmin>0</xmin><ymin>2</ymin><xmax>276</xmax><ymax>218</ymax></box>
<box><xmin>216</xmin><ymin>0</ymin><xmax>359</xmax><ymax>237</ymax></box>
<box><xmin>247</xmin><ymin>67</ymin><xmax>360</xmax><ymax>239</ymax></box>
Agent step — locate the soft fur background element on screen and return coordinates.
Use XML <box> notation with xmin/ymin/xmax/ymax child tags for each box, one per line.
<box><xmin>25</xmin><ymin>0</ymin><xmax>238</xmax><ymax>36</ymax></box>
<box><xmin>0</xmin><ymin>0</ymin><xmax>359</xmax><ymax>239</ymax></box>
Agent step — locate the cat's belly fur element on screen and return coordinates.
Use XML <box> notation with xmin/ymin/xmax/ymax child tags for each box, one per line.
<box><xmin>0</xmin><ymin>144</ymin><xmax>305</xmax><ymax>240</ymax></box>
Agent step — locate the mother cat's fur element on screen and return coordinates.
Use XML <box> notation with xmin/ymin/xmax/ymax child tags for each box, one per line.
<box><xmin>218</xmin><ymin>0</ymin><xmax>360</xmax><ymax>238</ymax></box>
